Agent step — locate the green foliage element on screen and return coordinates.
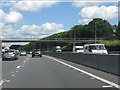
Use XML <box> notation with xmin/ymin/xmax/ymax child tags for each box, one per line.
<box><xmin>98</xmin><ymin>40</ymin><xmax>120</xmax><ymax>46</ymax></box>
<box><xmin>45</xmin><ymin>18</ymin><xmax>113</xmax><ymax>39</ymax></box>
<box><xmin>15</xmin><ymin>18</ymin><xmax>118</xmax><ymax>51</ymax></box>
<box><xmin>87</xmin><ymin>18</ymin><xmax>113</xmax><ymax>39</ymax></box>
<box><xmin>116</xmin><ymin>21</ymin><xmax>120</xmax><ymax>39</ymax></box>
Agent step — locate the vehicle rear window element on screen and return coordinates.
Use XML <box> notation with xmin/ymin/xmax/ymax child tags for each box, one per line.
<box><xmin>5</xmin><ymin>50</ymin><xmax>14</xmax><ymax>53</ymax></box>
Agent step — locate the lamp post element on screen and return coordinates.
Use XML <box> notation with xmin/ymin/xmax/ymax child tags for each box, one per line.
<box><xmin>94</xmin><ymin>22</ymin><xmax>97</xmax><ymax>44</ymax></box>
<box><xmin>73</xmin><ymin>30</ymin><xmax>76</xmax><ymax>47</ymax></box>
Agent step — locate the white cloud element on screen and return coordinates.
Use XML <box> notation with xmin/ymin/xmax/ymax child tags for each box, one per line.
<box><xmin>79</xmin><ymin>19</ymin><xmax>92</xmax><ymax>25</ymax></box>
<box><xmin>0</xmin><ymin>9</ymin><xmax>6</xmax><ymax>21</ymax></box>
<box><xmin>10</xmin><ymin>0</ymin><xmax>59</xmax><ymax>12</ymax></box>
<box><xmin>0</xmin><ymin>9</ymin><xmax>5</xmax><ymax>18</ymax></box>
<box><xmin>18</xmin><ymin>23</ymin><xmax>65</xmax><ymax>38</ymax></box>
<box><xmin>5</xmin><ymin>11</ymin><xmax>23</xmax><ymax>24</ymax></box>
<box><xmin>72</xmin><ymin>0</ymin><xmax>103</xmax><ymax>8</ymax></box>
<box><xmin>0</xmin><ymin>9</ymin><xmax>23</xmax><ymax>24</ymax></box>
<box><xmin>72</xmin><ymin>0</ymin><xmax>118</xmax><ymax>8</ymax></box>
<box><xmin>79</xmin><ymin>5</ymin><xmax>118</xmax><ymax>25</ymax></box>
<box><xmin>2</xmin><ymin>23</ymin><xmax>65</xmax><ymax>39</ymax></box>
<box><xmin>1</xmin><ymin>24</ymin><xmax>17</xmax><ymax>37</ymax></box>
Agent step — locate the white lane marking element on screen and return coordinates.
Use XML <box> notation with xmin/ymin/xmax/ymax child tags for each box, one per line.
<box><xmin>12</xmin><ymin>74</ymin><xmax>15</xmax><ymax>77</ymax></box>
<box><xmin>11</xmin><ymin>72</ymin><xmax>14</xmax><ymax>74</ymax></box>
<box><xmin>91</xmin><ymin>77</ymin><xmax>95</xmax><ymax>80</ymax></box>
<box><xmin>44</xmin><ymin>55</ymin><xmax>120</xmax><ymax>89</ymax></box>
<box><xmin>16</xmin><ymin>70</ymin><xmax>19</xmax><ymax>72</ymax></box>
<box><xmin>24</xmin><ymin>61</ymin><xmax>26</xmax><ymax>62</ymax></box>
<box><xmin>16</xmin><ymin>65</ymin><xmax>21</xmax><ymax>69</ymax></box>
<box><xmin>102</xmin><ymin>85</ymin><xmax>113</xmax><ymax>88</ymax></box>
<box><xmin>0</xmin><ymin>80</ymin><xmax>4</xmax><ymax>86</ymax></box>
<box><xmin>5</xmin><ymin>80</ymin><xmax>11</xmax><ymax>83</ymax></box>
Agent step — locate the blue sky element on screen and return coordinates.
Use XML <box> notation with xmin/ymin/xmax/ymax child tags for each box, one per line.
<box><xmin>20</xmin><ymin>2</ymin><xmax>80</xmax><ymax>30</ymax></box>
<box><xmin>0</xmin><ymin>0</ymin><xmax>119</xmax><ymax>46</ymax></box>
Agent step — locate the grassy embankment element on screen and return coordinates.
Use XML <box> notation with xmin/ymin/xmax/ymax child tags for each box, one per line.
<box><xmin>98</xmin><ymin>40</ymin><xmax>120</xmax><ymax>51</ymax></box>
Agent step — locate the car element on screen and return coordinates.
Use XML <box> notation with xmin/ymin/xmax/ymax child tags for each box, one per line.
<box><xmin>73</xmin><ymin>46</ymin><xmax>84</xmax><ymax>53</ymax></box>
<box><xmin>2</xmin><ymin>49</ymin><xmax>18</xmax><ymax>60</ymax></box>
<box><xmin>32</xmin><ymin>49</ymin><xmax>42</xmax><ymax>57</ymax></box>
<box><xmin>15</xmin><ymin>50</ymin><xmax>20</xmax><ymax>55</ymax></box>
<box><xmin>20</xmin><ymin>51</ymin><xmax>27</xmax><ymax>56</ymax></box>
<box><xmin>52</xmin><ymin>46</ymin><xmax>62</xmax><ymax>52</ymax></box>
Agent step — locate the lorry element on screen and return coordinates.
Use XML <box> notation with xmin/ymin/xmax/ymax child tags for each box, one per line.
<box><xmin>83</xmin><ymin>44</ymin><xmax>108</xmax><ymax>54</ymax></box>
<box><xmin>52</xmin><ymin>46</ymin><xmax>62</xmax><ymax>52</ymax></box>
<box><xmin>73</xmin><ymin>46</ymin><xmax>84</xmax><ymax>53</ymax></box>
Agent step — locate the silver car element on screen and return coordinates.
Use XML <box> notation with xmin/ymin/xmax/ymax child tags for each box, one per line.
<box><xmin>2</xmin><ymin>50</ymin><xmax>18</xmax><ymax>60</ymax></box>
<box><xmin>20</xmin><ymin>51</ymin><xmax>27</xmax><ymax>56</ymax></box>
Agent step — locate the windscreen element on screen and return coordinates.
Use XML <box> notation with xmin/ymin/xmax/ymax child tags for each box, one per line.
<box><xmin>90</xmin><ymin>45</ymin><xmax>105</xmax><ymax>50</ymax></box>
<box><xmin>75</xmin><ymin>48</ymin><xmax>83</xmax><ymax>51</ymax></box>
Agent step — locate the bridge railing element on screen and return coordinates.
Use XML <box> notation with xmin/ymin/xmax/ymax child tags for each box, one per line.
<box><xmin>42</xmin><ymin>38</ymin><xmax>105</xmax><ymax>40</ymax></box>
<box><xmin>1</xmin><ymin>37</ymin><xmax>105</xmax><ymax>41</ymax></box>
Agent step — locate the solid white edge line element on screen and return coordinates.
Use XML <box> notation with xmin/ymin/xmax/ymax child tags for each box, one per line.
<box><xmin>0</xmin><ymin>80</ymin><xmax>4</xmax><ymax>86</ymax></box>
<box><xmin>44</xmin><ymin>55</ymin><xmax>120</xmax><ymax>89</ymax></box>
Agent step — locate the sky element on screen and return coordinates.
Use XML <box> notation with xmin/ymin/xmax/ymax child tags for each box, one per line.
<box><xmin>0</xmin><ymin>0</ymin><xmax>119</xmax><ymax>47</ymax></box>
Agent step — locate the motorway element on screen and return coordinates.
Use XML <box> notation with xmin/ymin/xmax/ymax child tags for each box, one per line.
<box><xmin>1</xmin><ymin>54</ymin><xmax>120</xmax><ymax>88</ymax></box>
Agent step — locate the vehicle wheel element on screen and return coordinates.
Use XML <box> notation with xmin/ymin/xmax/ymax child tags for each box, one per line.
<box><xmin>32</xmin><ymin>56</ymin><xmax>34</xmax><ymax>58</ymax></box>
<box><xmin>2</xmin><ymin>58</ymin><xmax>5</xmax><ymax>61</ymax></box>
<box><xmin>40</xmin><ymin>55</ymin><xmax>42</xmax><ymax>57</ymax></box>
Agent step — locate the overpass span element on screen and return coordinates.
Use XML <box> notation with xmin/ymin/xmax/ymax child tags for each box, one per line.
<box><xmin>1</xmin><ymin>38</ymin><xmax>104</xmax><ymax>43</ymax></box>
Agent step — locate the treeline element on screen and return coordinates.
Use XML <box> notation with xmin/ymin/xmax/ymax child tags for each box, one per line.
<box><xmin>45</xmin><ymin>18</ymin><xmax>119</xmax><ymax>39</ymax></box>
<box><xmin>10</xmin><ymin>18</ymin><xmax>120</xmax><ymax>51</ymax></box>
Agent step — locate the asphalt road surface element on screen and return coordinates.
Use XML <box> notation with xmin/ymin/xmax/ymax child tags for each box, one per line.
<box><xmin>1</xmin><ymin>54</ymin><xmax>120</xmax><ymax>88</ymax></box>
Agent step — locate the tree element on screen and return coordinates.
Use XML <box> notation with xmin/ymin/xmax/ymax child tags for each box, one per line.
<box><xmin>9</xmin><ymin>45</ymin><xmax>21</xmax><ymax>50</ymax></box>
<box><xmin>21</xmin><ymin>18</ymin><xmax>115</xmax><ymax>51</ymax></box>
<box><xmin>87</xmin><ymin>18</ymin><xmax>113</xmax><ymax>39</ymax></box>
<box><xmin>117</xmin><ymin>21</ymin><xmax>120</xmax><ymax>39</ymax></box>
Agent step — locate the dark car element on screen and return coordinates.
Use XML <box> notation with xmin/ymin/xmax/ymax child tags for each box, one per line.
<box><xmin>32</xmin><ymin>49</ymin><xmax>42</xmax><ymax>57</ymax></box>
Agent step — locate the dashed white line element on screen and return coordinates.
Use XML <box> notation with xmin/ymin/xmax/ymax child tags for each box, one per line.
<box><xmin>16</xmin><ymin>70</ymin><xmax>19</xmax><ymax>72</ymax></box>
<box><xmin>11</xmin><ymin>72</ymin><xmax>14</xmax><ymax>74</ymax></box>
<box><xmin>5</xmin><ymin>79</ymin><xmax>11</xmax><ymax>83</ymax></box>
<box><xmin>91</xmin><ymin>77</ymin><xmax>95</xmax><ymax>80</ymax></box>
<box><xmin>44</xmin><ymin>55</ymin><xmax>120</xmax><ymax>89</ymax></box>
<box><xmin>12</xmin><ymin>74</ymin><xmax>15</xmax><ymax>77</ymax></box>
<box><xmin>16</xmin><ymin>65</ymin><xmax>21</xmax><ymax>69</ymax></box>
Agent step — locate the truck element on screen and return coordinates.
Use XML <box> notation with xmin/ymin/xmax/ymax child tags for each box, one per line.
<box><xmin>83</xmin><ymin>44</ymin><xmax>108</xmax><ymax>54</ymax></box>
<box><xmin>52</xmin><ymin>46</ymin><xmax>62</xmax><ymax>52</ymax></box>
<box><xmin>73</xmin><ymin>46</ymin><xmax>84</xmax><ymax>53</ymax></box>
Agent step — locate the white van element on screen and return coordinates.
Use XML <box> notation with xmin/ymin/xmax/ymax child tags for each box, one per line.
<box><xmin>73</xmin><ymin>46</ymin><xmax>84</xmax><ymax>53</ymax></box>
<box><xmin>83</xmin><ymin>44</ymin><xmax>108</xmax><ymax>54</ymax></box>
<box><xmin>52</xmin><ymin>46</ymin><xmax>62</xmax><ymax>52</ymax></box>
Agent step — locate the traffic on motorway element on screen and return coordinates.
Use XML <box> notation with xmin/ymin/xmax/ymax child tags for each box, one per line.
<box><xmin>51</xmin><ymin>44</ymin><xmax>108</xmax><ymax>54</ymax></box>
<box><xmin>1</xmin><ymin>43</ymin><xmax>119</xmax><ymax>88</ymax></box>
<box><xmin>1</xmin><ymin>49</ymin><xmax>42</xmax><ymax>61</ymax></box>
<box><xmin>1</xmin><ymin>43</ymin><xmax>108</xmax><ymax>61</ymax></box>
<box><xmin>1</xmin><ymin>50</ymin><xmax>119</xmax><ymax>88</ymax></box>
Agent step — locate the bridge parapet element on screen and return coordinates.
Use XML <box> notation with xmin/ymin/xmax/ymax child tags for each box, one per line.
<box><xmin>1</xmin><ymin>38</ymin><xmax>105</xmax><ymax>43</ymax></box>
